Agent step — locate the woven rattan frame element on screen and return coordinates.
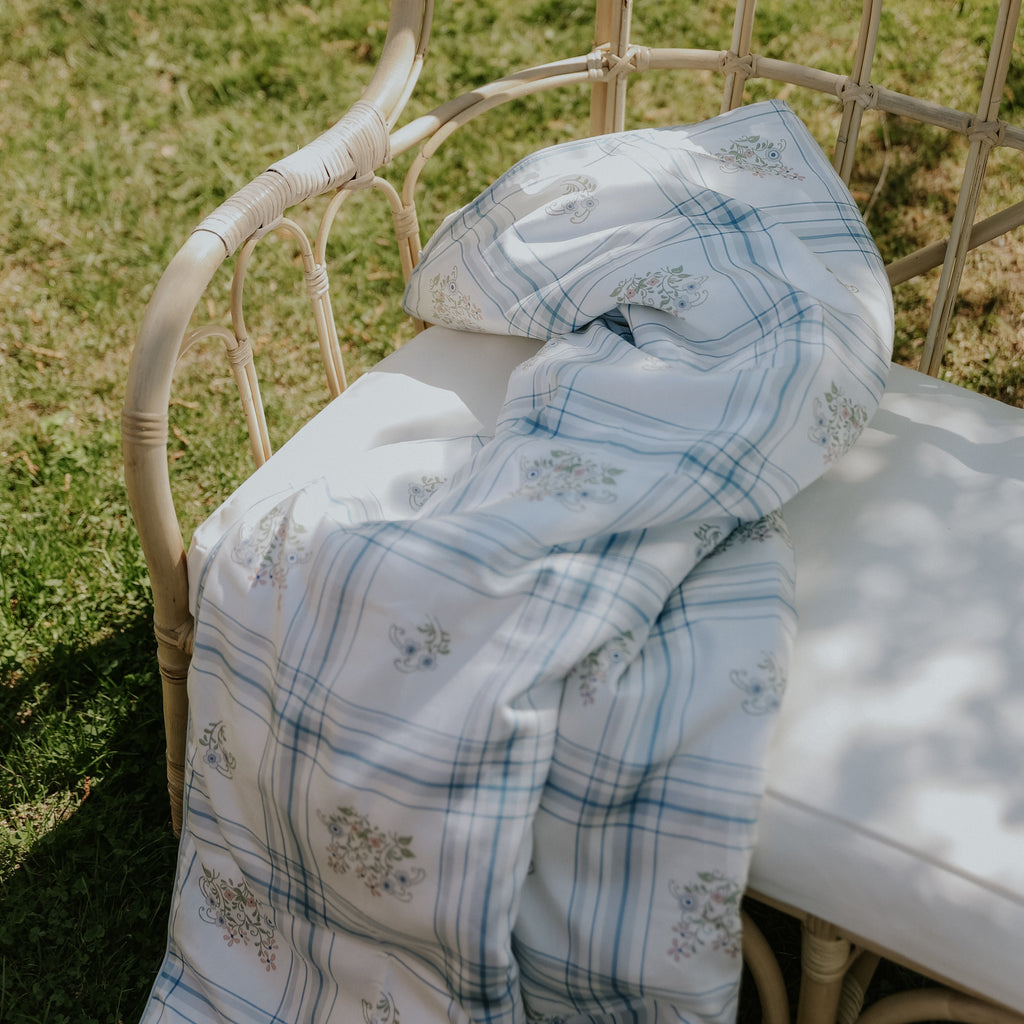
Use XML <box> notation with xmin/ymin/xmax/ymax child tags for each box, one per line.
<box><xmin>123</xmin><ymin>3</ymin><xmax>1024</xmax><ymax>1021</ymax></box>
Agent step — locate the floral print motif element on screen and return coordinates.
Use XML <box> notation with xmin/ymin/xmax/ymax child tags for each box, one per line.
<box><xmin>408</xmin><ymin>474</ymin><xmax>446</xmax><ymax>511</ymax></box>
<box><xmin>197</xmin><ymin>721</ymin><xmax>236</xmax><ymax>779</ymax></box>
<box><xmin>611</xmin><ymin>266</ymin><xmax>708</xmax><ymax>316</ymax></box>
<box><xmin>730</xmin><ymin>651</ymin><xmax>786</xmax><ymax>715</ymax></box>
<box><xmin>717</xmin><ymin>134</ymin><xmax>805</xmax><ymax>179</ymax></box>
<box><xmin>694</xmin><ymin>522</ymin><xmax>726</xmax><ymax>560</ymax></box>
<box><xmin>713</xmin><ymin>509</ymin><xmax>792</xmax><ymax>557</ymax></box>
<box><xmin>429</xmin><ymin>266</ymin><xmax>483</xmax><ymax>330</ymax></box>
<box><xmin>516</xmin><ymin>448</ymin><xmax>623</xmax><ymax>510</ymax></box>
<box><xmin>809</xmin><ymin>381</ymin><xmax>868</xmax><ymax>464</ymax></box>
<box><xmin>318</xmin><ymin>805</ymin><xmax>425</xmax><ymax>901</ymax></box>
<box><xmin>231</xmin><ymin>500</ymin><xmax>311</xmax><ymax>589</ymax></box>
<box><xmin>544</xmin><ymin>174</ymin><xmax>598</xmax><ymax>224</ymax></box>
<box><xmin>389</xmin><ymin>616</ymin><xmax>451</xmax><ymax>673</ymax></box>
<box><xmin>198</xmin><ymin>867</ymin><xmax>278</xmax><ymax>971</ymax></box>
<box><xmin>362</xmin><ymin>992</ymin><xmax>400</xmax><ymax>1024</ymax></box>
<box><xmin>697</xmin><ymin>510</ymin><xmax>792</xmax><ymax>560</ymax></box>
<box><xmin>728</xmin><ymin>509</ymin><xmax>790</xmax><ymax>548</ymax></box>
<box><xmin>668</xmin><ymin>871</ymin><xmax>742</xmax><ymax>961</ymax></box>
<box><xmin>567</xmin><ymin>631</ymin><xmax>634</xmax><ymax>704</ymax></box>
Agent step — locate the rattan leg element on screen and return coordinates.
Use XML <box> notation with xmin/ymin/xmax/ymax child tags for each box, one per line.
<box><xmin>797</xmin><ymin>916</ymin><xmax>857</xmax><ymax>1024</ymax></box>
<box><xmin>742</xmin><ymin>908</ymin><xmax>792</xmax><ymax>1024</ymax></box>
<box><xmin>838</xmin><ymin>953</ymin><xmax>881</xmax><ymax>1024</ymax></box>
<box><xmin>154</xmin><ymin>620</ymin><xmax>193</xmax><ymax>837</ymax></box>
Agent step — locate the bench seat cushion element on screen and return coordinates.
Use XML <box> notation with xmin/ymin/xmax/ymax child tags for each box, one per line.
<box><xmin>190</xmin><ymin>325</ymin><xmax>1024</xmax><ymax>1013</ymax></box>
<box><xmin>749</xmin><ymin>360</ymin><xmax>1024</xmax><ymax>1012</ymax></box>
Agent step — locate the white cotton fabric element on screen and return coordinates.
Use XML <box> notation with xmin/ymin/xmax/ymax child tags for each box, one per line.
<box><xmin>143</xmin><ymin>101</ymin><xmax>892</xmax><ymax>1023</ymax></box>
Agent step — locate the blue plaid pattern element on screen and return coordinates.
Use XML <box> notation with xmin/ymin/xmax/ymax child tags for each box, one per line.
<box><xmin>143</xmin><ymin>101</ymin><xmax>891</xmax><ymax>1023</ymax></box>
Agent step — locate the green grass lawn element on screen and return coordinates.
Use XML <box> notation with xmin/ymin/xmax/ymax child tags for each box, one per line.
<box><xmin>2</xmin><ymin>0</ymin><xmax>1022</xmax><ymax>1020</ymax></box>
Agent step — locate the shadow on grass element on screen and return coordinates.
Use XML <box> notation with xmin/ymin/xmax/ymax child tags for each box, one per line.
<box><xmin>0</xmin><ymin>614</ymin><xmax>180</xmax><ymax>1024</ymax></box>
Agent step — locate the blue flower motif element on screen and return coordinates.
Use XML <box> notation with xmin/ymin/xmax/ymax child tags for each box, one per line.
<box><xmin>197</xmin><ymin>721</ymin><xmax>236</xmax><ymax>778</ymax></box>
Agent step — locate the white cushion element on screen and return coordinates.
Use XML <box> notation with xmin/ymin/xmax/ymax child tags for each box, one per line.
<box><xmin>187</xmin><ymin>327</ymin><xmax>543</xmax><ymax>606</ymax></box>
<box><xmin>749</xmin><ymin>362</ymin><xmax>1024</xmax><ymax>1012</ymax></box>
<box><xmin>193</xmin><ymin>326</ymin><xmax>1024</xmax><ymax>1013</ymax></box>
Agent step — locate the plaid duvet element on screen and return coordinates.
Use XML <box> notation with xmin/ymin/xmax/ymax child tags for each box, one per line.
<box><xmin>143</xmin><ymin>100</ymin><xmax>892</xmax><ymax>1023</ymax></box>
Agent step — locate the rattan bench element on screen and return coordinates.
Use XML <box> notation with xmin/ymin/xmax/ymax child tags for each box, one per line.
<box><xmin>124</xmin><ymin>2</ymin><xmax>1024</xmax><ymax>1021</ymax></box>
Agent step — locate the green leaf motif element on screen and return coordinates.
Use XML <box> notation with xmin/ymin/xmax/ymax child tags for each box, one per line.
<box><xmin>197</xmin><ymin>868</ymin><xmax>278</xmax><ymax>972</ymax></box>
<box><xmin>516</xmin><ymin>447</ymin><xmax>624</xmax><ymax>510</ymax></box>
<box><xmin>611</xmin><ymin>266</ymin><xmax>709</xmax><ymax>315</ymax></box>
<box><xmin>808</xmin><ymin>381</ymin><xmax>869</xmax><ymax>463</ymax></box>
<box><xmin>667</xmin><ymin>871</ymin><xmax>743</xmax><ymax>962</ymax></box>
<box><xmin>429</xmin><ymin>266</ymin><xmax>483</xmax><ymax>330</ymax></box>
<box><xmin>716</xmin><ymin>134</ymin><xmax>806</xmax><ymax>180</ymax></box>
<box><xmin>318</xmin><ymin>805</ymin><xmax>426</xmax><ymax>901</ymax></box>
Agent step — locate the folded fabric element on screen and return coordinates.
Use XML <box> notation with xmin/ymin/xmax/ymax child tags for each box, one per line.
<box><xmin>143</xmin><ymin>99</ymin><xmax>892</xmax><ymax>1024</ymax></box>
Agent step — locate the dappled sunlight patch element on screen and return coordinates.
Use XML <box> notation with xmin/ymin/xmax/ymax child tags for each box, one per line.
<box><xmin>0</xmin><ymin>788</ymin><xmax>84</xmax><ymax>876</ymax></box>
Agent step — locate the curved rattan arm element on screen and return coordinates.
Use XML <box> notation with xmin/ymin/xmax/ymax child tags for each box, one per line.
<box><xmin>123</xmin><ymin>237</ymin><xmax>224</xmax><ymax>835</ymax></box>
<box><xmin>195</xmin><ymin>1</ymin><xmax>431</xmax><ymax>258</ymax></box>
<box><xmin>122</xmin><ymin>0</ymin><xmax>432</xmax><ymax>833</ymax></box>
